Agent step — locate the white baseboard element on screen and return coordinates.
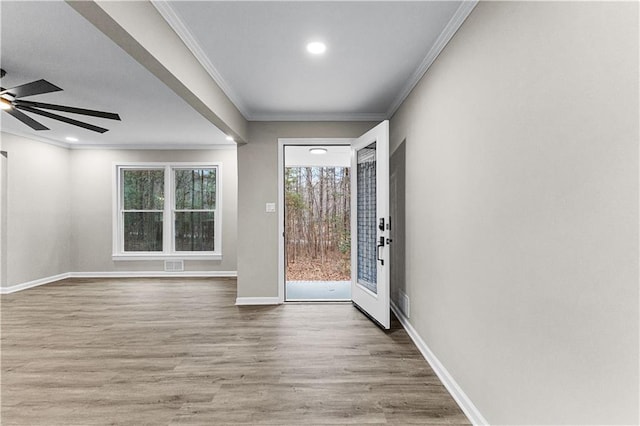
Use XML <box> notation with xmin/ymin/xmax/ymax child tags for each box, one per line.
<box><xmin>0</xmin><ymin>271</ymin><xmax>237</xmax><ymax>294</ymax></box>
<box><xmin>391</xmin><ymin>301</ymin><xmax>489</xmax><ymax>426</ymax></box>
<box><xmin>0</xmin><ymin>272</ymin><xmax>71</xmax><ymax>294</ymax></box>
<box><xmin>235</xmin><ymin>297</ymin><xmax>281</xmax><ymax>305</ymax></box>
<box><xmin>70</xmin><ymin>271</ymin><xmax>237</xmax><ymax>278</ymax></box>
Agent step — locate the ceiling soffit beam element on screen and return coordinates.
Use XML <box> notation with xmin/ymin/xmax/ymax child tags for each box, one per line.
<box><xmin>66</xmin><ymin>0</ymin><xmax>248</xmax><ymax>144</ymax></box>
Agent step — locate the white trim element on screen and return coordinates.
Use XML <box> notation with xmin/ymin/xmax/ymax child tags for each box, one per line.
<box><xmin>250</xmin><ymin>112</ymin><xmax>387</xmax><ymax>122</ymax></box>
<box><xmin>235</xmin><ymin>297</ymin><xmax>281</xmax><ymax>306</ymax></box>
<box><xmin>1</xmin><ymin>270</ymin><xmax>238</xmax><ymax>294</ymax></box>
<box><xmin>70</xmin><ymin>271</ymin><xmax>237</xmax><ymax>278</ymax></box>
<box><xmin>0</xmin><ymin>273</ymin><xmax>71</xmax><ymax>294</ymax></box>
<box><xmin>385</xmin><ymin>0</ymin><xmax>478</xmax><ymax>118</ymax></box>
<box><xmin>277</xmin><ymin>138</ymin><xmax>354</xmax><ymax>303</ymax></box>
<box><xmin>72</xmin><ymin>143</ymin><xmax>237</xmax><ymax>151</ymax></box>
<box><xmin>390</xmin><ymin>301</ymin><xmax>489</xmax><ymax>426</ymax></box>
<box><xmin>113</xmin><ymin>162</ymin><xmax>223</xmax><ymax>259</ymax></box>
<box><xmin>1</xmin><ymin>129</ymin><xmax>237</xmax><ymax>151</ymax></box>
<box><xmin>151</xmin><ymin>0</ymin><xmax>251</xmax><ymax>120</ymax></box>
<box><xmin>112</xmin><ymin>254</ymin><xmax>222</xmax><ymax>261</ymax></box>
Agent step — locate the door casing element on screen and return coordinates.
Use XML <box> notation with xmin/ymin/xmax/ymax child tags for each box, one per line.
<box><xmin>277</xmin><ymin>138</ymin><xmax>354</xmax><ymax>303</ymax></box>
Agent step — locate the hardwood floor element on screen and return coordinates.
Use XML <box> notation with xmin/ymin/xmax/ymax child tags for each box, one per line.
<box><xmin>1</xmin><ymin>278</ymin><xmax>469</xmax><ymax>425</ymax></box>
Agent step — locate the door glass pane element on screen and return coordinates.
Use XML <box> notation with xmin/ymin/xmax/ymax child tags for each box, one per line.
<box><xmin>123</xmin><ymin>212</ymin><xmax>163</xmax><ymax>251</ymax></box>
<box><xmin>175</xmin><ymin>211</ymin><xmax>215</xmax><ymax>251</ymax></box>
<box><xmin>357</xmin><ymin>142</ymin><xmax>377</xmax><ymax>294</ymax></box>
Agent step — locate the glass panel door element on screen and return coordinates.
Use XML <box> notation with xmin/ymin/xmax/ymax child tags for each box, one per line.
<box><xmin>351</xmin><ymin>121</ymin><xmax>390</xmax><ymax>329</ymax></box>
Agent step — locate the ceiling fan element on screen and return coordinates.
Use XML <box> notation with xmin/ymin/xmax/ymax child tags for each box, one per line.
<box><xmin>0</xmin><ymin>68</ymin><xmax>121</xmax><ymax>133</ymax></box>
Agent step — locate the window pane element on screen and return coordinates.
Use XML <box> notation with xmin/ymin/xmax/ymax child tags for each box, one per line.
<box><xmin>124</xmin><ymin>212</ymin><xmax>163</xmax><ymax>251</ymax></box>
<box><xmin>175</xmin><ymin>169</ymin><xmax>216</xmax><ymax>210</ymax></box>
<box><xmin>357</xmin><ymin>142</ymin><xmax>377</xmax><ymax>293</ymax></box>
<box><xmin>123</xmin><ymin>169</ymin><xmax>164</xmax><ymax>210</ymax></box>
<box><xmin>175</xmin><ymin>211</ymin><xmax>215</xmax><ymax>251</ymax></box>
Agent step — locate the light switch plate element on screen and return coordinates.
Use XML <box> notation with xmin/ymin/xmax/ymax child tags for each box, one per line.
<box><xmin>265</xmin><ymin>202</ymin><xmax>276</xmax><ymax>213</ymax></box>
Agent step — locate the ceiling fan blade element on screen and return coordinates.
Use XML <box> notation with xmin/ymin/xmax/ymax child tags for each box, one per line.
<box><xmin>14</xmin><ymin>100</ymin><xmax>121</xmax><ymax>120</ymax></box>
<box><xmin>18</xmin><ymin>105</ymin><xmax>109</xmax><ymax>133</ymax></box>
<box><xmin>0</xmin><ymin>79</ymin><xmax>63</xmax><ymax>98</ymax></box>
<box><xmin>4</xmin><ymin>108</ymin><xmax>49</xmax><ymax>131</ymax></box>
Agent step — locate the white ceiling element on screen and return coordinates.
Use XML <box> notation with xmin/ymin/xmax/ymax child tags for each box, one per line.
<box><xmin>0</xmin><ymin>1</ymin><xmax>232</xmax><ymax>148</ymax></box>
<box><xmin>0</xmin><ymin>1</ymin><xmax>470</xmax><ymax>147</ymax></box>
<box><xmin>159</xmin><ymin>0</ymin><xmax>464</xmax><ymax>121</ymax></box>
<box><xmin>285</xmin><ymin>145</ymin><xmax>350</xmax><ymax>167</ymax></box>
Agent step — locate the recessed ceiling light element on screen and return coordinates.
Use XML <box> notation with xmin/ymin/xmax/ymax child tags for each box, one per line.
<box><xmin>66</xmin><ymin>137</ymin><xmax>78</xmax><ymax>142</ymax></box>
<box><xmin>306</xmin><ymin>42</ymin><xmax>326</xmax><ymax>55</ymax></box>
<box><xmin>226</xmin><ymin>136</ymin><xmax>234</xmax><ymax>142</ymax></box>
<box><xmin>309</xmin><ymin>147</ymin><xmax>327</xmax><ymax>155</ymax></box>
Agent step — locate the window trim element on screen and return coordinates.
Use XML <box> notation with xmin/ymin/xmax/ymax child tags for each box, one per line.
<box><xmin>112</xmin><ymin>162</ymin><xmax>222</xmax><ymax>261</ymax></box>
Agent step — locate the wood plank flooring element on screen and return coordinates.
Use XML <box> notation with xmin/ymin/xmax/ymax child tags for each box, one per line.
<box><xmin>1</xmin><ymin>278</ymin><xmax>469</xmax><ymax>425</ymax></box>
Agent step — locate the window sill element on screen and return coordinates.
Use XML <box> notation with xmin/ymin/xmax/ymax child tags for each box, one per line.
<box><xmin>112</xmin><ymin>253</ymin><xmax>222</xmax><ymax>261</ymax></box>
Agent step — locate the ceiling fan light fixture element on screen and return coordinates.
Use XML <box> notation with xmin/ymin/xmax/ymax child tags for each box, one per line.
<box><xmin>0</xmin><ymin>97</ymin><xmax>13</xmax><ymax>110</ymax></box>
<box><xmin>309</xmin><ymin>147</ymin><xmax>328</xmax><ymax>155</ymax></box>
<box><xmin>306</xmin><ymin>41</ymin><xmax>326</xmax><ymax>55</ymax></box>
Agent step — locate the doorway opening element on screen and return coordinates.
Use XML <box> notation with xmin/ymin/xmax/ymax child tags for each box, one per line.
<box><xmin>282</xmin><ymin>144</ymin><xmax>351</xmax><ymax>301</ymax></box>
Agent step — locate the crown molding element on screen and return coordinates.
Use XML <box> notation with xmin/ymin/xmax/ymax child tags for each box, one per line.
<box><xmin>248</xmin><ymin>112</ymin><xmax>387</xmax><ymax>122</ymax></box>
<box><xmin>70</xmin><ymin>143</ymin><xmax>237</xmax><ymax>151</ymax></box>
<box><xmin>151</xmin><ymin>0</ymin><xmax>251</xmax><ymax>120</ymax></box>
<box><xmin>386</xmin><ymin>0</ymin><xmax>478</xmax><ymax>119</ymax></box>
<box><xmin>153</xmin><ymin>0</ymin><xmax>477</xmax><ymax>123</ymax></box>
<box><xmin>1</xmin><ymin>130</ymin><xmax>236</xmax><ymax>151</ymax></box>
<box><xmin>1</xmin><ymin>129</ymin><xmax>72</xmax><ymax>149</ymax></box>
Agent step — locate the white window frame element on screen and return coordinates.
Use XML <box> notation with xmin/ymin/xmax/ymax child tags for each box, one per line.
<box><xmin>113</xmin><ymin>162</ymin><xmax>222</xmax><ymax>260</ymax></box>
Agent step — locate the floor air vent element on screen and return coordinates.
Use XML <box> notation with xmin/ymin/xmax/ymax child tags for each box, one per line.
<box><xmin>164</xmin><ymin>260</ymin><xmax>184</xmax><ymax>272</ymax></box>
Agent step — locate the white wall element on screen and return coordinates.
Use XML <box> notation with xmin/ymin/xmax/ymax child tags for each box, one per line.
<box><xmin>1</xmin><ymin>132</ymin><xmax>72</xmax><ymax>287</ymax></box>
<box><xmin>237</xmin><ymin>121</ymin><xmax>374</xmax><ymax>298</ymax></box>
<box><xmin>69</xmin><ymin>148</ymin><xmax>237</xmax><ymax>273</ymax></box>
<box><xmin>390</xmin><ymin>2</ymin><xmax>638</xmax><ymax>424</ymax></box>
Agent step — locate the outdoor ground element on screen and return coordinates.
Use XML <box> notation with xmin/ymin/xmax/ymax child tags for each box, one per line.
<box><xmin>286</xmin><ymin>254</ymin><xmax>350</xmax><ymax>281</ymax></box>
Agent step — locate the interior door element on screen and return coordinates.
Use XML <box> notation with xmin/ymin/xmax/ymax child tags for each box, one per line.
<box><xmin>350</xmin><ymin>121</ymin><xmax>390</xmax><ymax>329</ymax></box>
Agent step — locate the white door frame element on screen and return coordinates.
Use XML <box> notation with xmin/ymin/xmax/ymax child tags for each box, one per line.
<box><xmin>277</xmin><ymin>138</ymin><xmax>354</xmax><ymax>303</ymax></box>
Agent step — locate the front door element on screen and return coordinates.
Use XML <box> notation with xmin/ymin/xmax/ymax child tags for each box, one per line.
<box><xmin>350</xmin><ymin>121</ymin><xmax>390</xmax><ymax>329</ymax></box>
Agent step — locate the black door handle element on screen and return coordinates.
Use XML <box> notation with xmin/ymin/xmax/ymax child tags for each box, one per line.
<box><xmin>377</xmin><ymin>236</ymin><xmax>385</xmax><ymax>266</ymax></box>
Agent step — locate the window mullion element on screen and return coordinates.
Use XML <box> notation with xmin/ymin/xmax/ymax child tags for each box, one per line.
<box><xmin>163</xmin><ymin>165</ymin><xmax>172</xmax><ymax>254</ymax></box>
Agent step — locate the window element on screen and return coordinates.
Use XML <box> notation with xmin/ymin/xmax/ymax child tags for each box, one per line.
<box><xmin>114</xmin><ymin>163</ymin><xmax>222</xmax><ymax>259</ymax></box>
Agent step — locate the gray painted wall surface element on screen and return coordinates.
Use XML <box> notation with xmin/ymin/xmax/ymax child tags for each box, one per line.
<box><xmin>1</xmin><ymin>132</ymin><xmax>238</xmax><ymax>287</ymax></box>
<box><xmin>236</xmin><ymin>121</ymin><xmax>374</xmax><ymax>298</ymax></box>
<box><xmin>389</xmin><ymin>2</ymin><xmax>638</xmax><ymax>424</ymax></box>
<box><xmin>0</xmin><ymin>149</ymin><xmax>7</xmax><ymax>286</ymax></box>
<box><xmin>1</xmin><ymin>132</ymin><xmax>72</xmax><ymax>287</ymax></box>
<box><xmin>70</xmin><ymin>148</ymin><xmax>238</xmax><ymax>273</ymax></box>
<box><xmin>389</xmin><ymin>141</ymin><xmax>406</xmax><ymax>313</ymax></box>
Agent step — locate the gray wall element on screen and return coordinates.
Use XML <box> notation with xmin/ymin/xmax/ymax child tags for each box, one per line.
<box><xmin>1</xmin><ymin>132</ymin><xmax>72</xmax><ymax>287</ymax></box>
<box><xmin>0</xmin><ymin>131</ymin><xmax>238</xmax><ymax>288</ymax></box>
<box><xmin>389</xmin><ymin>1</ymin><xmax>638</xmax><ymax>424</ymax></box>
<box><xmin>70</xmin><ymin>148</ymin><xmax>238</xmax><ymax>273</ymax></box>
<box><xmin>389</xmin><ymin>140</ymin><xmax>406</xmax><ymax>312</ymax></box>
<box><xmin>236</xmin><ymin>121</ymin><xmax>374</xmax><ymax>298</ymax></box>
<box><xmin>1</xmin><ymin>150</ymin><xmax>7</xmax><ymax>286</ymax></box>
